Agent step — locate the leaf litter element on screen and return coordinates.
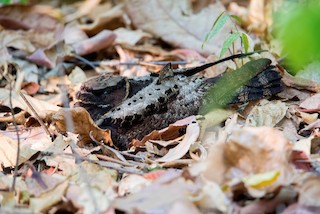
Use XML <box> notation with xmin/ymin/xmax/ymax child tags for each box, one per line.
<box><xmin>0</xmin><ymin>0</ymin><xmax>320</xmax><ymax>213</ymax></box>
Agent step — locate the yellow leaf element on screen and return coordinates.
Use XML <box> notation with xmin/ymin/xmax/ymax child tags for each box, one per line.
<box><xmin>243</xmin><ymin>170</ymin><xmax>280</xmax><ymax>189</ymax></box>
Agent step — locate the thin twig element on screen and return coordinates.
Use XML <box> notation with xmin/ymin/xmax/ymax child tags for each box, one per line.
<box><xmin>59</xmin><ymin>150</ymin><xmax>144</xmax><ymax>174</ymax></box>
<box><xmin>5</xmin><ymin>64</ymin><xmax>21</xmax><ymax>192</ymax></box>
<box><xmin>95</xmin><ymin>154</ymin><xmax>134</xmax><ymax>167</ymax></box>
<box><xmin>19</xmin><ymin>92</ymin><xmax>51</xmax><ymax>137</ymax></box>
<box><xmin>69</xmin><ymin>141</ymin><xmax>99</xmax><ymax>213</ymax></box>
<box><xmin>119</xmin><ymin>151</ymin><xmax>144</xmax><ymax>160</ymax></box>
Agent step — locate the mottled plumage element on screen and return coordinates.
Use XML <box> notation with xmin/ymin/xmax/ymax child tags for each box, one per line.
<box><xmin>76</xmin><ymin>59</ymin><xmax>283</xmax><ymax>149</ymax></box>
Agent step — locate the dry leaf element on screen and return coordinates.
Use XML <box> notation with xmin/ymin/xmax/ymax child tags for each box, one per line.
<box><xmin>73</xmin><ymin>30</ymin><xmax>116</xmax><ymax>56</ymax></box>
<box><xmin>21</xmin><ymin>82</ymin><xmax>40</xmax><ymax>95</ymax></box>
<box><xmin>282</xmin><ymin>203</ymin><xmax>320</xmax><ymax>214</ymax></box>
<box><xmin>125</xmin><ymin>0</ymin><xmax>240</xmax><ymax>55</ymax></box>
<box><xmin>196</xmin><ymin>180</ymin><xmax>229</xmax><ymax>213</ymax></box>
<box><xmin>0</xmin><ymin>30</ymin><xmax>36</xmax><ymax>53</ymax></box>
<box><xmin>29</xmin><ymin>180</ymin><xmax>69</xmax><ymax>213</ymax></box>
<box><xmin>298</xmin><ymin>176</ymin><xmax>320</xmax><ymax>207</ymax></box>
<box><xmin>68</xmin><ymin>66</ymin><xmax>87</xmax><ymax>85</ymax></box>
<box><xmin>0</xmin><ymin>89</ymin><xmax>60</xmax><ymax>119</ymax></box>
<box><xmin>26</xmin><ymin>172</ymin><xmax>66</xmax><ymax>197</ymax></box>
<box><xmin>63</xmin><ymin>24</ymin><xmax>88</xmax><ymax>45</ymax></box>
<box><xmin>79</xmin><ymin>3</ymin><xmax>124</xmax><ymax>35</ymax></box>
<box><xmin>0</xmin><ymin>5</ymin><xmax>63</xmax><ymax>32</ymax></box>
<box><xmin>0</xmin><ymin>127</ymin><xmax>52</xmax><ymax>168</ymax></box>
<box><xmin>281</xmin><ymin>69</ymin><xmax>320</xmax><ymax>92</ymax></box>
<box><xmin>114</xmin><ymin>178</ymin><xmax>198</xmax><ymax>213</ymax></box>
<box><xmin>168</xmin><ymin>200</ymin><xmax>201</xmax><ymax>214</ymax></box>
<box><xmin>118</xmin><ymin>174</ymin><xmax>151</xmax><ymax>196</ymax></box>
<box><xmin>66</xmin><ymin>183</ymin><xmax>114</xmax><ymax>214</ymax></box>
<box><xmin>235</xmin><ymin>186</ymin><xmax>298</xmax><ymax>214</ymax></box>
<box><xmin>300</xmin><ymin>119</ymin><xmax>320</xmax><ymax>133</ymax></box>
<box><xmin>204</xmin><ymin>127</ymin><xmax>294</xmax><ymax>196</ymax></box>
<box><xmin>246</xmin><ymin>99</ymin><xmax>288</xmax><ymax>127</ymax></box>
<box><xmin>131</xmin><ymin>115</ymin><xmax>196</xmax><ymax>147</ymax></box>
<box><xmin>65</xmin><ymin>0</ymin><xmax>102</xmax><ymax>22</ymax></box>
<box><xmin>27</xmin><ymin>41</ymin><xmax>73</xmax><ymax>68</ymax></box>
<box><xmin>299</xmin><ymin>93</ymin><xmax>320</xmax><ymax>110</ymax></box>
<box><xmin>145</xmin><ymin>141</ymin><xmax>169</xmax><ymax>156</ymax></box>
<box><xmin>14</xmin><ymin>59</ymin><xmax>39</xmax><ymax>83</ymax></box>
<box><xmin>277</xmin><ymin>118</ymin><xmax>303</xmax><ymax>143</ymax></box>
<box><xmin>156</xmin><ymin>120</ymin><xmax>200</xmax><ymax>162</ymax></box>
<box><xmin>52</xmin><ymin>107</ymin><xmax>113</xmax><ymax>147</ymax></box>
<box><xmin>114</xmin><ymin>28</ymin><xmax>152</xmax><ymax>46</ymax></box>
<box><xmin>299</xmin><ymin>112</ymin><xmax>318</xmax><ymax>125</ymax></box>
<box><xmin>277</xmin><ymin>86</ymin><xmax>312</xmax><ymax>102</ymax></box>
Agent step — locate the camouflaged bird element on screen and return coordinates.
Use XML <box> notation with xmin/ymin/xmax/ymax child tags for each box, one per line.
<box><xmin>76</xmin><ymin>55</ymin><xmax>283</xmax><ymax>149</ymax></box>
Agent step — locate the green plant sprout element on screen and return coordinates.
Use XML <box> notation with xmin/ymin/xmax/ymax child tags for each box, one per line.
<box><xmin>202</xmin><ymin>11</ymin><xmax>249</xmax><ymax>58</ymax></box>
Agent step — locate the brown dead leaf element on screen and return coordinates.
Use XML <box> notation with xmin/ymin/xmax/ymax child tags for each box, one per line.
<box><xmin>118</xmin><ymin>174</ymin><xmax>151</xmax><ymax>196</ymax></box>
<box><xmin>26</xmin><ymin>171</ymin><xmax>66</xmax><ymax>197</ymax></box>
<box><xmin>0</xmin><ymin>110</ymin><xmax>27</xmax><ymax>125</ymax></box>
<box><xmin>0</xmin><ymin>89</ymin><xmax>60</xmax><ymax>119</ymax></box>
<box><xmin>68</xmin><ymin>66</ymin><xmax>87</xmax><ymax>85</ymax></box>
<box><xmin>0</xmin><ymin>135</ymin><xmax>36</xmax><ymax>168</ymax></box>
<box><xmin>114</xmin><ymin>28</ymin><xmax>152</xmax><ymax>46</ymax></box>
<box><xmin>52</xmin><ymin>107</ymin><xmax>113</xmax><ymax>147</ymax></box>
<box><xmin>277</xmin><ymin>86</ymin><xmax>312</xmax><ymax>102</ymax></box>
<box><xmin>280</xmin><ymin>67</ymin><xmax>320</xmax><ymax>92</ymax></box>
<box><xmin>277</xmin><ymin>118</ymin><xmax>303</xmax><ymax>143</ymax></box>
<box><xmin>66</xmin><ymin>183</ymin><xmax>114</xmax><ymax>214</ymax></box>
<box><xmin>300</xmin><ymin>119</ymin><xmax>320</xmax><ymax>133</ymax></box>
<box><xmin>131</xmin><ymin>115</ymin><xmax>196</xmax><ymax>147</ymax></box>
<box><xmin>282</xmin><ymin>203</ymin><xmax>320</xmax><ymax>214</ymax></box>
<box><xmin>15</xmin><ymin>59</ymin><xmax>40</xmax><ymax>83</ymax></box>
<box><xmin>114</xmin><ymin>177</ymin><xmax>198</xmax><ymax>213</ymax></box>
<box><xmin>65</xmin><ymin>0</ymin><xmax>102</xmax><ymax>22</ymax></box>
<box><xmin>298</xmin><ymin>176</ymin><xmax>320</xmax><ymax>207</ymax></box>
<box><xmin>21</xmin><ymin>82</ymin><xmax>40</xmax><ymax>95</ymax></box>
<box><xmin>290</xmin><ymin>150</ymin><xmax>313</xmax><ymax>172</ymax></box>
<box><xmin>0</xmin><ymin>30</ymin><xmax>36</xmax><ymax>53</ymax></box>
<box><xmin>299</xmin><ymin>93</ymin><xmax>320</xmax><ymax>110</ymax></box>
<box><xmin>27</xmin><ymin>41</ymin><xmax>73</xmax><ymax>68</ymax></box>
<box><xmin>73</xmin><ymin>30</ymin><xmax>116</xmax><ymax>56</ymax></box>
<box><xmin>168</xmin><ymin>200</ymin><xmax>201</xmax><ymax>214</ymax></box>
<box><xmin>246</xmin><ymin>99</ymin><xmax>288</xmax><ymax>127</ymax></box>
<box><xmin>29</xmin><ymin>180</ymin><xmax>69</xmax><ymax>213</ymax></box>
<box><xmin>203</xmin><ymin>127</ymin><xmax>294</xmax><ymax>196</ymax></box>
<box><xmin>0</xmin><ymin>5</ymin><xmax>63</xmax><ymax>32</ymax></box>
<box><xmin>0</xmin><ymin>127</ymin><xmax>52</xmax><ymax>168</ymax></box>
<box><xmin>0</xmin><ymin>46</ymin><xmax>12</xmax><ymax>64</ymax></box>
<box><xmin>125</xmin><ymin>0</ymin><xmax>240</xmax><ymax>56</ymax></box>
<box><xmin>299</xmin><ymin>112</ymin><xmax>318</xmax><ymax>125</ymax></box>
<box><xmin>63</xmin><ymin>24</ymin><xmax>88</xmax><ymax>45</ymax></box>
<box><xmin>235</xmin><ymin>186</ymin><xmax>297</xmax><ymax>214</ymax></box>
<box><xmin>229</xmin><ymin>0</ymin><xmax>272</xmax><ymax>37</ymax></box>
<box><xmin>195</xmin><ymin>179</ymin><xmax>229</xmax><ymax>213</ymax></box>
<box><xmin>79</xmin><ymin>4</ymin><xmax>124</xmax><ymax>35</ymax></box>
<box><xmin>156</xmin><ymin>120</ymin><xmax>200</xmax><ymax>162</ymax></box>
<box><xmin>293</xmin><ymin>137</ymin><xmax>313</xmax><ymax>157</ymax></box>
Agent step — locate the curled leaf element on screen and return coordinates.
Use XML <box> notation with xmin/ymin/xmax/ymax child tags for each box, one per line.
<box><xmin>52</xmin><ymin>107</ymin><xmax>113</xmax><ymax>147</ymax></box>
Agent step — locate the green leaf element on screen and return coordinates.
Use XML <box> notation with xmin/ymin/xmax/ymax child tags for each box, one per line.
<box><xmin>200</xmin><ymin>58</ymin><xmax>271</xmax><ymax>113</ymax></box>
<box><xmin>241</xmin><ymin>33</ymin><xmax>249</xmax><ymax>53</ymax></box>
<box><xmin>230</xmin><ymin>15</ymin><xmax>241</xmax><ymax>23</ymax></box>
<box><xmin>202</xmin><ymin>12</ymin><xmax>230</xmax><ymax>48</ymax></box>
<box><xmin>275</xmin><ymin>2</ymin><xmax>320</xmax><ymax>74</ymax></box>
<box><xmin>219</xmin><ymin>32</ymin><xmax>241</xmax><ymax>58</ymax></box>
<box><xmin>0</xmin><ymin>0</ymin><xmax>11</xmax><ymax>4</ymax></box>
